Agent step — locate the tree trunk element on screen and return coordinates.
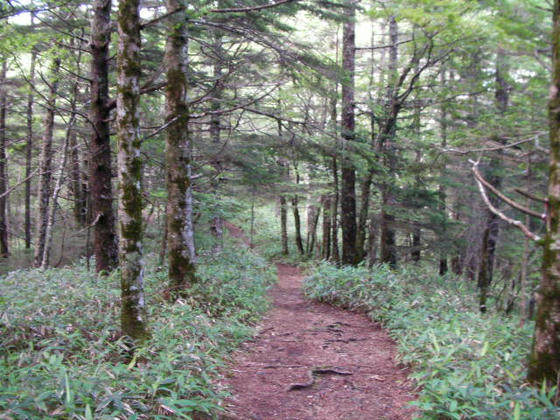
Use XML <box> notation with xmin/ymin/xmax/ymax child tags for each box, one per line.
<box><xmin>356</xmin><ymin>169</ymin><xmax>373</xmax><ymax>263</ymax></box>
<box><xmin>42</xmin><ymin>113</ymin><xmax>74</xmax><ymax>268</ymax></box>
<box><xmin>340</xmin><ymin>0</ymin><xmax>357</xmax><ymax>265</ymax></box>
<box><xmin>34</xmin><ymin>57</ymin><xmax>60</xmax><ymax>268</ymax></box>
<box><xmin>438</xmin><ymin>69</ymin><xmax>448</xmax><ymax>273</ymax></box>
<box><xmin>321</xmin><ymin>194</ymin><xmax>331</xmax><ymax>260</ymax></box>
<box><xmin>379</xmin><ymin>16</ymin><xmax>399</xmax><ymax>267</ymax></box>
<box><xmin>527</xmin><ymin>0</ymin><xmax>560</xmax><ymax>385</ymax></box>
<box><xmin>116</xmin><ymin>0</ymin><xmax>149</xmax><ymax>342</ymax></box>
<box><xmin>356</xmin><ymin>24</ymin><xmax>377</xmax><ymax>265</ymax></box>
<box><xmin>307</xmin><ymin>204</ymin><xmax>320</xmax><ymax>257</ymax></box>
<box><xmin>210</xmin><ymin>30</ymin><xmax>224</xmax><ymax>254</ymax></box>
<box><xmin>280</xmin><ymin>195</ymin><xmax>289</xmax><ymax>255</ymax></box>
<box><xmin>165</xmin><ymin>0</ymin><xmax>196</xmax><ymax>294</ymax></box>
<box><xmin>159</xmin><ymin>214</ymin><xmax>168</xmax><ymax>267</ymax></box>
<box><xmin>69</xmin><ymin>131</ymin><xmax>86</xmax><ymax>225</ymax></box>
<box><xmin>367</xmin><ymin>212</ymin><xmax>377</xmax><ymax>267</ymax></box>
<box><xmin>90</xmin><ymin>0</ymin><xmax>118</xmax><ymax>273</ymax></box>
<box><xmin>292</xmin><ymin>192</ymin><xmax>304</xmax><ymax>255</ymax></box>
<box><xmin>0</xmin><ymin>60</ymin><xmax>8</xmax><ymax>257</ymax></box>
<box><xmin>478</xmin><ymin>50</ymin><xmax>508</xmax><ymax>312</ymax></box>
<box><xmin>25</xmin><ymin>44</ymin><xmax>37</xmax><ymax>249</ymax></box>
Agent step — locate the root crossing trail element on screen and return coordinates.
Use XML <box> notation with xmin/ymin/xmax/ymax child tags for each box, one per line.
<box><xmin>221</xmin><ymin>263</ymin><xmax>416</xmax><ymax>420</ymax></box>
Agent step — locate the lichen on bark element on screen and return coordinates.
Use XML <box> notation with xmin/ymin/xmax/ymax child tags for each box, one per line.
<box><xmin>527</xmin><ymin>0</ymin><xmax>560</xmax><ymax>386</ymax></box>
<box><xmin>165</xmin><ymin>0</ymin><xmax>196</xmax><ymax>297</ymax></box>
<box><xmin>116</xmin><ymin>0</ymin><xmax>149</xmax><ymax>343</ymax></box>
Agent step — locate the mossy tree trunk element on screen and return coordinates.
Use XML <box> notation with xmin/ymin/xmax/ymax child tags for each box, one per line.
<box><xmin>25</xmin><ymin>43</ymin><xmax>36</xmax><ymax>249</ymax></box>
<box><xmin>340</xmin><ymin>0</ymin><xmax>357</xmax><ymax>265</ymax></box>
<box><xmin>379</xmin><ymin>16</ymin><xmax>399</xmax><ymax>268</ymax></box>
<box><xmin>34</xmin><ymin>57</ymin><xmax>60</xmax><ymax>268</ymax></box>
<box><xmin>90</xmin><ymin>0</ymin><xmax>118</xmax><ymax>273</ymax></box>
<box><xmin>116</xmin><ymin>0</ymin><xmax>148</xmax><ymax>342</ymax></box>
<box><xmin>0</xmin><ymin>60</ymin><xmax>8</xmax><ymax>258</ymax></box>
<box><xmin>165</xmin><ymin>0</ymin><xmax>196</xmax><ymax>295</ymax></box>
<box><xmin>527</xmin><ymin>0</ymin><xmax>560</xmax><ymax>386</ymax></box>
<box><xmin>210</xmin><ymin>29</ymin><xmax>224</xmax><ymax>255</ymax></box>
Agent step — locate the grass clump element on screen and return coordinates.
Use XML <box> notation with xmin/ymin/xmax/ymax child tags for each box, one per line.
<box><xmin>0</xmin><ymin>245</ymin><xmax>275</xmax><ymax>419</ymax></box>
<box><xmin>303</xmin><ymin>262</ymin><xmax>559</xmax><ymax>419</ymax></box>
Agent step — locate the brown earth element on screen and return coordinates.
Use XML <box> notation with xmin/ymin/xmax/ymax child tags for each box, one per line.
<box><xmin>220</xmin><ymin>223</ymin><xmax>416</xmax><ymax>420</ymax></box>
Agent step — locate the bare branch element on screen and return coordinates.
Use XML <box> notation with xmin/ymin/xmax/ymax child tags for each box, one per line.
<box><xmin>471</xmin><ymin>161</ymin><xmax>545</xmax><ymax>220</ymax></box>
<box><xmin>470</xmin><ymin>160</ymin><xmax>541</xmax><ymax>241</ymax></box>
<box><xmin>211</xmin><ymin>0</ymin><xmax>297</xmax><ymax>13</ymax></box>
<box><xmin>515</xmin><ymin>188</ymin><xmax>548</xmax><ymax>204</ymax></box>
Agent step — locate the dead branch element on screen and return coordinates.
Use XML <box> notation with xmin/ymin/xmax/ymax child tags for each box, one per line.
<box><xmin>471</xmin><ymin>164</ymin><xmax>545</xmax><ymax>220</ymax></box>
<box><xmin>446</xmin><ymin>137</ymin><xmax>538</xmax><ymax>155</ymax></box>
<box><xmin>470</xmin><ymin>160</ymin><xmax>541</xmax><ymax>241</ymax></box>
<box><xmin>514</xmin><ymin>188</ymin><xmax>548</xmax><ymax>204</ymax></box>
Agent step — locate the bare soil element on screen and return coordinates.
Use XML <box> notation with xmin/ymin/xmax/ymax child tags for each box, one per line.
<box><xmin>219</xmin><ymin>228</ymin><xmax>417</xmax><ymax>420</ymax></box>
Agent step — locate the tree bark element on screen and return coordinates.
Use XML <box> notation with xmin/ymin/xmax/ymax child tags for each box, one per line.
<box><xmin>478</xmin><ymin>50</ymin><xmax>508</xmax><ymax>312</ymax></box>
<box><xmin>90</xmin><ymin>0</ymin><xmax>118</xmax><ymax>273</ymax></box>
<box><xmin>34</xmin><ymin>57</ymin><xmax>60</xmax><ymax>268</ymax></box>
<box><xmin>379</xmin><ymin>16</ymin><xmax>399</xmax><ymax>267</ymax></box>
<box><xmin>0</xmin><ymin>60</ymin><xmax>8</xmax><ymax>257</ymax></box>
<box><xmin>69</xmin><ymin>131</ymin><xmax>86</xmax><ymax>225</ymax></box>
<box><xmin>280</xmin><ymin>194</ymin><xmax>289</xmax><ymax>255</ymax></box>
<box><xmin>165</xmin><ymin>0</ymin><xmax>196</xmax><ymax>294</ymax></box>
<box><xmin>116</xmin><ymin>0</ymin><xmax>149</xmax><ymax>342</ymax></box>
<box><xmin>321</xmin><ymin>195</ymin><xmax>331</xmax><ymax>259</ymax></box>
<box><xmin>25</xmin><ymin>43</ymin><xmax>37</xmax><ymax>249</ymax></box>
<box><xmin>42</xmin><ymin>112</ymin><xmax>74</xmax><ymax>268</ymax></box>
<box><xmin>307</xmin><ymin>204</ymin><xmax>320</xmax><ymax>257</ymax></box>
<box><xmin>438</xmin><ymin>69</ymin><xmax>448</xmax><ymax>273</ymax></box>
<box><xmin>292</xmin><ymin>185</ymin><xmax>304</xmax><ymax>255</ymax></box>
<box><xmin>527</xmin><ymin>0</ymin><xmax>560</xmax><ymax>385</ymax></box>
<box><xmin>340</xmin><ymin>0</ymin><xmax>357</xmax><ymax>265</ymax></box>
<box><xmin>356</xmin><ymin>109</ymin><xmax>375</xmax><ymax>263</ymax></box>
<box><xmin>210</xmin><ymin>30</ymin><xmax>224</xmax><ymax>254</ymax></box>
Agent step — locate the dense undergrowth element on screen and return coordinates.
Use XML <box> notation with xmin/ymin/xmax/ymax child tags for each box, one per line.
<box><xmin>304</xmin><ymin>262</ymin><xmax>559</xmax><ymax>420</ymax></box>
<box><xmin>0</xmin><ymin>242</ymin><xmax>275</xmax><ymax>419</ymax></box>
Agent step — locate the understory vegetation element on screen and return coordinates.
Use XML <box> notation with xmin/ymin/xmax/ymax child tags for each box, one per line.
<box><xmin>304</xmin><ymin>263</ymin><xmax>560</xmax><ymax>419</ymax></box>
<box><xmin>0</xmin><ymin>239</ymin><xmax>275</xmax><ymax>419</ymax></box>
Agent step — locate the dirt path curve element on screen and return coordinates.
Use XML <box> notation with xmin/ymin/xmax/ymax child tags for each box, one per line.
<box><xmin>220</xmin><ymin>236</ymin><xmax>417</xmax><ymax>419</ymax></box>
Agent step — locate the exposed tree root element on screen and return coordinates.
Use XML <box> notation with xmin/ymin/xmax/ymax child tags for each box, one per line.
<box><xmin>287</xmin><ymin>367</ymin><xmax>352</xmax><ymax>391</ymax></box>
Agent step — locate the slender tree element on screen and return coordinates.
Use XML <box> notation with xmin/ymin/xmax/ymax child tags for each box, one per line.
<box><xmin>34</xmin><ymin>57</ymin><xmax>60</xmax><ymax>268</ymax></box>
<box><xmin>24</xmin><ymin>35</ymin><xmax>36</xmax><ymax>249</ymax></box>
<box><xmin>0</xmin><ymin>60</ymin><xmax>8</xmax><ymax>257</ymax></box>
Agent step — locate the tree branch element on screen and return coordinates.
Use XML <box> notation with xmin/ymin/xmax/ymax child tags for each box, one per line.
<box><xmin>470</xmin><ymin>160</ymin><xmax>541</xmax><ymax>241</ymax></box>
<box><xmin>471</xmin><ymin>161</ymin><xmax>545</xmax><ymax>220</ymax></box>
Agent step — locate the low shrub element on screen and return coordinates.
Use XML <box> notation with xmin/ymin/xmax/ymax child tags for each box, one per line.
<box><xmin>304</xmin><ymin>262</ymin><xmax>559</xmax><ymax>419</ymax></box>
<box><xmin>0</xmin><ymin>246</ymin><xmax>275</xmax><ymax>419</ymax></box>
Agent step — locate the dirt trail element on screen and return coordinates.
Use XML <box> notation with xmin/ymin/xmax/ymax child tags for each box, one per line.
<box><xmin>220</xmin><ymin>237</ymin><xmax>417</xmax><ymax>419</ymax></box>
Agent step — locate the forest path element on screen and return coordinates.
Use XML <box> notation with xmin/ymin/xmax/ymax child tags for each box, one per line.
<box><xmin>220</xmin><ymin>225</ymin><xmax>416</xmax><ymax>419</ymax></box>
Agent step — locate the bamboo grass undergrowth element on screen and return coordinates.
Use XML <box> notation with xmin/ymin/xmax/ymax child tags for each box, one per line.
<box><xmin>304</xmin><ymin>262</ymin><xmax>560</xmax><ymax>420</ymax></box>
<box><xmin>0</xmin><ymin>240</ymin><xmax>275</xmax><ymax>419</ymax></box>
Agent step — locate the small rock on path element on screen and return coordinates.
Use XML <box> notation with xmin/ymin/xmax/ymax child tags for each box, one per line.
<box><xmin>220</xmin><ymin>263</ymin><xmax>416</xmax><ymax>419</ymax></box>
